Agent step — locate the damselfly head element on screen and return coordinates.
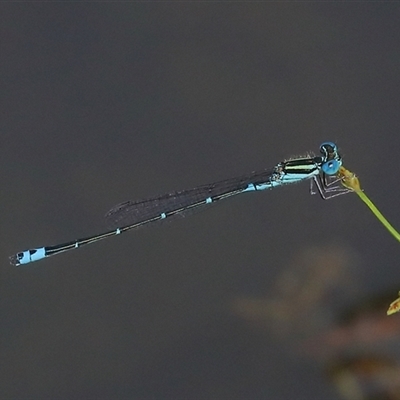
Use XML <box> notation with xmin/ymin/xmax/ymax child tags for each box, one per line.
<box><xmin>319</xmin><ymin>142</ymin><xmax>342</xmax><ymax>175</ymax></box>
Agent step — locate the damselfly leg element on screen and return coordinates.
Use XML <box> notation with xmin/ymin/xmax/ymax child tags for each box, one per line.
<box><xmin>311</xmin><ymin>173</ymin><xmax>352</xmax><ymax>200</ymax></box>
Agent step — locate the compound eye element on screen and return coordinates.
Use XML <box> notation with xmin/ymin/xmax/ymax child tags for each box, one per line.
<box><xmin>322</xmin><ymin>159</ymin><xmax>341</xmax><ymax>175</ymax></box>
<box><xmin>320</xmin><ymin>141</ymin><xmax>337</xmax><ymax>157</ymax></box>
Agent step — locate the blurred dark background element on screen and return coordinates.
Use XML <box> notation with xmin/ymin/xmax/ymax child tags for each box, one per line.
<box><xmin>2</xmin><ymin>4</ymin><xmax>400</xmax><ymax>399</ymax></box>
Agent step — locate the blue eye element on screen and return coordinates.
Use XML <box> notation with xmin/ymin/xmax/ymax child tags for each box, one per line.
<box><xmin>320</xmin><ymin>141</ymin><xmax>337</xmax><ymax>151</ymax></box>
<box><xmin>320</xmin><ymin>141</ymin><xmax>338</xmax><ymax>157</ymax></box>
<box><xmin>321</xmin><ymin>159</ymin><xmax>341</xmax><ymax>175</ymax></box>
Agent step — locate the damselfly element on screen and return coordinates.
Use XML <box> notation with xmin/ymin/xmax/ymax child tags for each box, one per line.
<box><xmin>10</xmin><ymin>142</ymin><xmax>342</xmax><ymax>266</ymax></box>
